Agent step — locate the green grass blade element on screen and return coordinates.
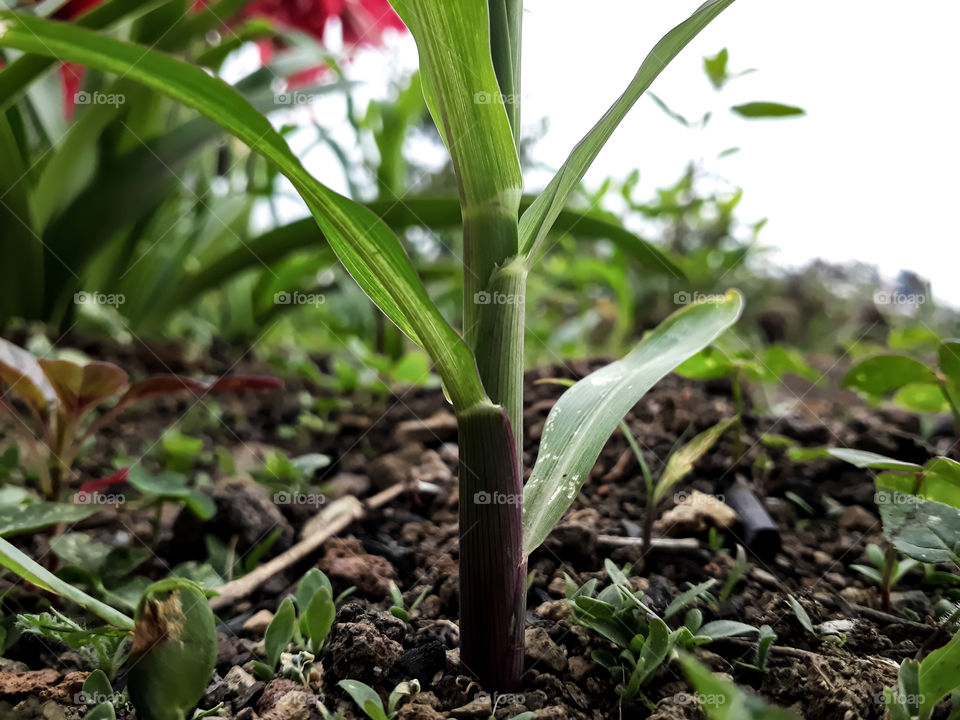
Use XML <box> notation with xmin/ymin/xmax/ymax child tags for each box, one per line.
<box><xmin>0</xmin><ymin>11</ymin><xmax>486</xmax><ymax>411</ymax></box>
<box><xmin>522</xmin><ymin>290</ymin><xmax>744</xmax><ymax>555</ymax></box>
<box><xmin>518</xmin><ymin>0</ymin><xmax>735</xmax><ymax>262</ymax></box>
<box><xmin>0</xmin><ymin>537</ymin><xmax>135</xmax><ymax>630</ymax></box>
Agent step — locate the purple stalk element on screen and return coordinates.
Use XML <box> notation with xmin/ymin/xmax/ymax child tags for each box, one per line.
<box><xmin>457</xmin><ymin>403</ymin><xmax>526</xmax><ymax>690</ymax></box>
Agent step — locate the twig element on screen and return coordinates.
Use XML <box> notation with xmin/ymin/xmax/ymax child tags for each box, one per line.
<box><xmin>596</xmin><ymin>535</ymin><xmax>700</xmax><ymax>552</ymax></box>
<box><xmin>208</xmin><ymin>481</ymin><xmax>418</xmax><ymax>612</ymax></box>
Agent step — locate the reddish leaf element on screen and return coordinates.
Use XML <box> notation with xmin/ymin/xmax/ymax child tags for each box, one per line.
<box><xmin>208</xmin><ymin>375</ymin><xmax>285</xmax><ymax>392</ymax></box>
<box><xmin>77</xmin><ymin>466</ymin><xmax>130</xmax><ymax>496</ymax></box>
<box><xmin>0</xmin><ymin>338</ymin><xmax>58</xmax><ymax>415</ymax></box>
<box><xmin>38</xmin><ymin>359</ymin><xmax>129</xmax><ymax>417</ymax></box>
<box><xmin>119</xmin><ymin>375</ymin><xmax>209</xmax><ymax>404</ymax></box>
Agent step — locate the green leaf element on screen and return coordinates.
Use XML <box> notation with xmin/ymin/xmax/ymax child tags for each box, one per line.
<box><xmin>939</xmin><ymin>340</ymin><xmax>960</xmax><ymax>381</ymax></box>
<box><xmin>264</xmin><ymin>597</ymin><xmax>296</xmax><ymax>669</ymax></box>
<box><xmin>81</xmin><ymin>669</ymin><xmax>114</xmax><ymax>706</ymax></box>
<box><xmin>83</xmin><ymin>703</ymin><xmax>117</xmax><ymax>720</ymax></box>
<box><xmin>339</xmin><ymin>679</ymin><xmax>389</xmax><ymax>720</ymax></box>
<box><xmin>704</xmin><ymin>48</ymin><xmax>729</xmax><ymax>90</ymax></box>
<box><xmin>37</xmin><ymin>359</ymin><xmax>128</xmax><ymax>417</ymax></box>
<box><xmin>842</xmin><ymin>355</ymin><xmax>938</xmax><ymax>396</ymax></box>
<box><xmin>916</xmin><ymin>630</ymin><xmax>960</xmax><ymax>719</ymax></box>
<box><xmin>296</xmin><ymin>568</ymin><xmax>333</xmax><ymax>614</ymax></box>
<box><xmin>0</xmin><ymin>503</ymin><xmax>99</xmax><ymax>538</ymax></box>
<box><xmin>675</xmin><ymin>346</ymin><xmax>733</xmax><ymax>380</ymax></box>
<box><xmin>301</xmin><ymin>587</ymin><xmax>335</xmax><ymax>653</ymax></box>
<box><xmin>518</xmin><ymin>0</ymin><xmax>735</xmax><ymax>261</ymax></box>
<box><xmin>679</xmin><ymin>653</ymin><xmax>799</xmax><ymax>719</ymax></box>
<box><xmin>697</xmin><ymin>620</ymin><xmax>759</xmax><ymax>640</ymax></box>
<box><xmin>876</xmin><ymin>489</ymin><xmax>960</xmax><ymax>565</ymax></box>
<box><xmin>636</xmin><ymin>617</ymin><xmax>673</xmax><ymax>686</ymax></box>
<box><xmin>893</xmin><ymin>383</ymin><xmax>948</xmax><ymax>413</ymax></box>
<box><xmin>523</xmin><ymin>290</ymin><xmax>743</xmax><ymax>555</ymax></box>
<box><xmin>127</xmin><ymin>579</ymin><xmax>218</xmax><ymax>720</ymax></box>
<box><xmin>0</xmin><ymin>538</ymin><xmax>134</xmax><ymax>629</ymax></box>
<box><xmin>730</xmin><ymin>102</ymin><xmax>805</xmax><ymax>118</ymax></box>
<box><xmin>0</xmin><ymin>11</ymin><xmax>487</xmax><ymax>412</ymax></box>
<box><xmin>652</xmin><ymin>418</ymin><xmax>734</xmax><ymax>506</ymax></box>
<box><xmin>388</xmin><ymin>0</ymin><xmax>522</xmax><ymax>212</ymax></box>
<box><xmin>827</xmin><ymin>448</ymin><xmax>921</xmax><ymax>472</ymax></box>
<box><xmin>663</xmin><ymin>579</ymin><xmax>717</xmax><ymax>620</ymax></box>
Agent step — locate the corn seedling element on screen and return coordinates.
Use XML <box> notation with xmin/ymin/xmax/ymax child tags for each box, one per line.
<box><xmin>0</xmin><ymin>0</ymin><xmax>744</xmax><ymax>689</ymax></box>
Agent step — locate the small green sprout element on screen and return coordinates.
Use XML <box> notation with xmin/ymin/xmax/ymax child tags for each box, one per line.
<box><xmin>885</xmin><ymin>631</ymin><xmax>960</xmax><ymax>720</ymax></box>
<box><xmin>850</xmin><ymin>543</ymin><xmax>919</xmax><ymax>613</ymax></box>
<box><xmin>388</xmin><ymin>581</ymin><xmax>429</xmax><ymax>623</ymax></box>
<box><xmin>339</xmin><ymin>679</ymin><xmax>420</xmax><ymax>720</ymax></box>
<box><xmin>718</xmin><ymin>543</ymin><xmax>748</xmax><ymax>606</ymax></box>
<box><xmin>786</xmin><ymin>595</ymin><xmax>847</xmax><ymax>646</ymax></box>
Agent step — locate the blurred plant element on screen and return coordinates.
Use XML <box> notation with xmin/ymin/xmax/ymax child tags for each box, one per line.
<box><xmin>850</xmin><ymin>543</ymin><xmax>919</xmax><ymax>613</ymax></box>
<box><xmin>679</xmin><ymin>653</ymin><xmax>798</xmax><ymax>719</ymax></box>
<box><xmin>387</xmin><ymin>580</ymin><xmax>428</xmax><ymax>623</ymax></box>
<box><xmin>339</xmin><ymin>679</ymin><xmax>420</xmax><ymax>720</ymax></box>
<box><xmin>785</xmin><ymin>595</ymin><xmax>847</xmax><ymax>645</ymax></box>
<box><xmin>0</xmin><ymin>337</ymin><xmax>281</xmax><ymax>500</ymax></box>
<box><xmin>884</xmin><ymin>631</ymin><xmax>960</xmax><ymax>720</ymax></box>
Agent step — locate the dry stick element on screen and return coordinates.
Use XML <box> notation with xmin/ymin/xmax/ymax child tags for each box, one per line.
<box><xmin>209</xmin><ymin>482</ymin><xmax>410</xmax><ymax>612</ymax></box>
<box><xmin>596</xmin><ymin>535</ymin><xmax>700</xmax><ymax>553</ymax></box>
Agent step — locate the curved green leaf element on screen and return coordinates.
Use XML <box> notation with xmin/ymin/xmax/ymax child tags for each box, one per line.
<box><xmin>730</xmin><ymin>102</ymin><xmax>805</xmax><ymax>119</ymax></box>
<box><xmin>842</xmin><ymin>355</ymin><xmax>938</xmax><ymax>396</ymax></box>
<box><xmin>0</xmin><ymin>11</ymin><xmax>486</xmax><ymax>412</ymax></box>
<box><xmin>939</xmin><ymin>340</ymin><xmax>960</xmax><ymax>381</ymax></box>
<box><xmin>518</xmin><ymin>0</ymin><xmax>735</xmax><ymax>261</ymax></box>
<box><xmin>0</xmin><ymin>537</ymin><xmax>134</xmax><ymax>629</ymax></box>
<box><xmin>522</xmin><ymin>290</ymin><xmax>744</xmax><ymax>555</ymax></box>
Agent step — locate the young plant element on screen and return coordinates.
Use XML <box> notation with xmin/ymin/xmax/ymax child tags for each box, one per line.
<box><xmin>388</xmin><ymin>581</ymin><xmax>429</xmax><ymax>623</ymax></box>
<box><xmin>842</xmin><ymin>341</ymin><xmax>960</xmax><ymax>437</ymax></box>
<box><xmin>885</xmin><ymin>630</ymin><xmax>960</xmax><ymax>720</ymax></box>
<box><xmin>252</xmin><ymin>568</ymin><xmax>340</xmax><ymax>681</ymax></box>
<box><xmin>0</xmin><ymin>537</ymin><xmax>217</xmax><ymax>720</ymax></box>
<box><xmin>850</xmin><ymin>543</ymin><xmax>919</xmax><ymax>613</ymax></box>
<box><xmin>785</xmin><ymin>595</ymin><xmax>847</xmax><ymax>646</ymax></box>
<box><xmin>0</xmin><ymin>337</ymin><xmax>281</xmax><ymax>500</ymax></box>
<box><xmin>678</xmin><ymin>653</ymin><xmax>798</xmax><ymax>719</ymax></box>
<box><xmin>623</xmin><ymin>417</ymin><xmax>734</xmax><ymax>555</ymax></box>
<box><xmin>338</xmin><ymin>679</ymin><xmax>420</xmax><ymax>720</ymax></box>
<box><xmin>0</xmin><ymin>0</ymin><xmax>744</xmax><ymax>689</ymax></box>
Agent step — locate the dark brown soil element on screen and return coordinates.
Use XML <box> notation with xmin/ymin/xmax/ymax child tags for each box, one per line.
<box><xmin>0</xmin><ymin>338</ymin><xmax>953</xmax><ymax>720</ymax></box>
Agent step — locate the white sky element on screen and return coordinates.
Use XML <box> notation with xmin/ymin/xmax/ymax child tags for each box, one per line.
<box><xmin>285</xmin><ymin>1</ymin><xmax>960</xmax><ymax>304</ymax></box>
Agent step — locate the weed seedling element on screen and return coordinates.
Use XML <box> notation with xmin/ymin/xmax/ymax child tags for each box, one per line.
<box><xmin>850</xmin><ymin>543</ymin><xmax>919</xmax><ymax>613</ymax></box>
<box><xmin>388</xmin><ymin>581</ymin><xmax>429</xmax><ymax>623</ymax></box>
<box><xmin>339</xmin><ymin>679</ymin><xmax>420</xmax><ymax>720</ymax></box>
<box><xmin>786</xmin><ymin>595</ymin><xmax>847</xmax><ymax>646</ymax></box>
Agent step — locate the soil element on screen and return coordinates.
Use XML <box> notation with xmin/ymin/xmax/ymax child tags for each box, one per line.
<box><xmin>0</xmin><ymin>334</ymin><xmax>955</xmax><ymax>720</ymax></box>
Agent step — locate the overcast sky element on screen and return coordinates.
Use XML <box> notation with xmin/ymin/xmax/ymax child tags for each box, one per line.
<box><xmin>292</xmin><ymin>1</ymin><xmax>960</xmax><ymax>305</ymax></box>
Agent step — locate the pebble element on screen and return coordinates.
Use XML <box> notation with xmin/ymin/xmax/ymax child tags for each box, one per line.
<box><xmin>524</xmin><ymin>627</ymin><xmax>567</xmax><ymax>673</ymax></box>
<box><xmin>838</xmin><ymin>505</ymin><xmax>878</xmax><ymax>533</ymax></box>
<box><xmin>395</xmin><ymin>411</ymin><xmax>458</xmax><ymax>444</ymax></box>
<box><xmin>242</xmin><ymin>609</ymin><xmax>275</xmax><ymax>635</ymax></box>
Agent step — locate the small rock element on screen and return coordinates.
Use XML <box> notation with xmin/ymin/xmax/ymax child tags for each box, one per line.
<box><xmin>447</xmin><ymin>697</ymin><xmax>493</xmax><ymax>718</ymax></box>
<box><xmin>543</xmin><ymin>522</ymin><xmax>596</xmax><ymax>561</ymax></box>
<box><xmin>891</xmin><ymin>590</ymin><xmax>933</xmax><ymax>617</ymax></box>
<box><xmin>411</xmin><ymin>450</ymin><xmax>453</xmax><ymax>485</ymax></box>
<box><xmin>327</xmin><ymin>619</ymin><xmax>403</xmax><ymax>682</ymax></box>
<box><xmin>318</xmin><ymin>537</ymin><xmax>398</xmax><ymax>599</ymax></box>
<box><xmin>39</xmin><ymin>671</ymin><xmax>86</xmax><ymax>703</ymax></box>
<box><xmin>224</xmin><ymin>666</ymin><xmax>258</xmax><ymax>694</ymax></box>
<box><xmin>395</xmin><ymin>411</ymin><xmax>458</xmax><ymax>444</ymax></box>
<box><xmin>812</xmin><ymin>550</ymin><xmax>833</xmax><ymax>568</ymax></box>
<box><xmin>532</xmin><ymin>708</ymin><xmax>568</xmax><ymax>720</ymax></box>
<box><xmin>257</xmin><ymin>679</ymin><xmax>301</xmax><ymax>714</ymax></box>
<box><xmin>568</xmin><ymin>655</ymin><xmax>594</xmax><ymax>682</ymax></box>
<box><xmin>0</xmin><ymin>670</ymin><xmax>59</xmax><ymax>697</ymax></box>
<box><xmin>655</xmin><ymin>491</ymin><xmax>737</xmax><ymax>536</ymax></box>
<box><xmin>534</xmin><ymin>600</ymin><xmax>573</xmax><ymax>624</ymax></box>
<box><xmin>367</xmin><ymin>445</ymin><xmax>424</xmax><ymax>490</ymax></box>
<box><xmin>524</xmin><ymin>627</ymin><xmax>567</xmax><ymax>673</ymax></box>
<box><xmin>392</xmin><ymin>641</ymin><xmax>447</xmax><ymax>683</ymax></box>
<box><xmin>328</xmin><ymin>472</ymin><xmax>370</xmax><ymax>497</ymax></box>
<box><xmin>261</xmin><ymin>688</ymin><xmax>321</xmax><ymax>720</ymax></box>
<box><xmin>838</xmin><ymin>505</ymin><xmax>878</xmax><ymax>533</ymax></box>
<box><xmin>397</xmin><ymin>704</ymin><xmax>446</xmax><ymax>720</ymax></box>
<box><xmin>243</xmin><ymin>609</ymin><xmax>275</xmax><ymax>635</ymax></box>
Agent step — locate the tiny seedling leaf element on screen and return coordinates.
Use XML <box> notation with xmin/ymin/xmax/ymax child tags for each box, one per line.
<box><xmin>842</xmin><ymin>355</ymin><xmax>938</xmax><ymax>396</ymax></box>
<box><xmin>264</xmin><ymin>597</ymin><xmax>296</xmax><ymax>669</ymax></box>
<box><xmin>339</xmin><ymin>679</ymin><xmax>389</xmax><ymax>720</ymax></box>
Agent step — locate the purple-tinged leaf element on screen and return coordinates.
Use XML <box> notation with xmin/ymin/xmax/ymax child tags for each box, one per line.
<box><xmin>38</xmin><ymin>359</ymin><xmax>128</xmax><ymax>416</ymax></box>
<box><xmin>0</xmin><ymin>337</ymin><xmax>57</xmax><ymax>414</ymax></box>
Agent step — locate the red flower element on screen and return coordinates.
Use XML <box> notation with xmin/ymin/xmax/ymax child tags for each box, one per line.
<box><xmin>53</xmin><ymin>0</ymin><xmax>404</xmax><ymax>117</ymax></box>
